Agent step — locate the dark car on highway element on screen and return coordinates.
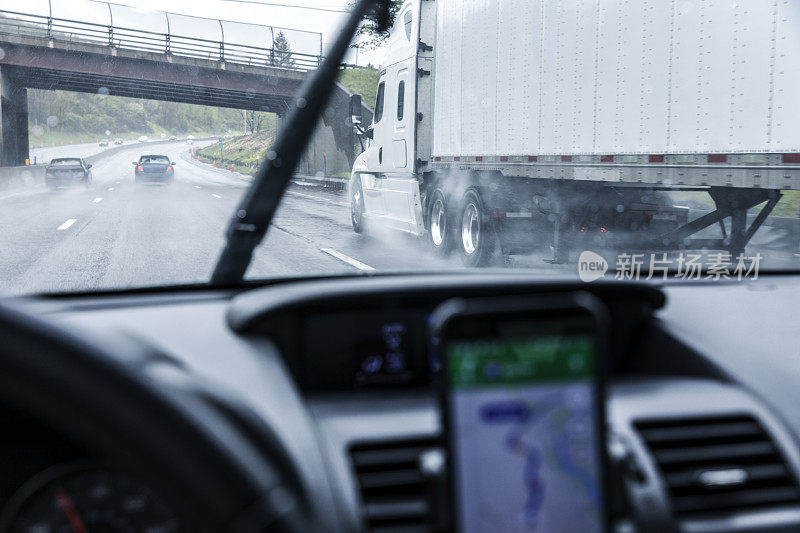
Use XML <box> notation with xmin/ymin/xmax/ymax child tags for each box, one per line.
<box><xmin>134</xmin><ymin>154</ymin><xmax>175</xmax><ymax>184</ymax></box>
<box><xmin>44</xmin><ymin>158</ymin><xmax>92</xmax><ymax>189</ymax></box>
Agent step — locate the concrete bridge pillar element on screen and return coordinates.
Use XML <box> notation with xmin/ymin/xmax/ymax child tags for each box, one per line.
<box><xmin>0</xmin><ymin>66</ymin><xmax>29</xmax><ymax>166</ymax></box>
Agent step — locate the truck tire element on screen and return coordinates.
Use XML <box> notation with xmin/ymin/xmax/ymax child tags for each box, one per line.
<box><xmin>458</xmin><ymin>189</ymin><xmax>498</xmax><ymax>267</ymax></box>
<box><xmin>350</xmin><ymin>176</ymin><xmax>366</xmax><ymax>234</ymax></box>
<box><xmin>428</xmin><ymin>188</ymin><xmax>455</xmax><ymax>255</ymax></box>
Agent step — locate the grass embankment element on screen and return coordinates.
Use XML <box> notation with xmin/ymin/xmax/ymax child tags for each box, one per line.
<box><xmin>197</xmin><ymin>130</ymin><xmax>275</xmax><ymax>175</ymax></box>
<box><xmin>338</xmin><ymin>67</ymin><xmax>379</xmax><ymax>109</ymax></box>
<box><xmin>769</xmin><ymin>192</ymin><xmax>800</xmax><ymax>217</ymax></box>
<box><xmin>671</xmin><ymin>190</ymin><xmax>800</xmax><ymax>218</ymax></box>
<box><xmin>195</xmin><ymin>67</ymin><xmax>380</xmax><ymax>174</ymax></box>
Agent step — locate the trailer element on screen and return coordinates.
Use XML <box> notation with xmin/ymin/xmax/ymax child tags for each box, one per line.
<box><xmin>348</xmin><ymin>0</ymin><xmax>800</xmax><ymax>266</ymax></box>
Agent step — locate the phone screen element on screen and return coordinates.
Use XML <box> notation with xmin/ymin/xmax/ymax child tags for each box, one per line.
<box><xmin>443</xmin><ymin>315</ymin><xmax>605</xmax><ymax>533</ymax></box>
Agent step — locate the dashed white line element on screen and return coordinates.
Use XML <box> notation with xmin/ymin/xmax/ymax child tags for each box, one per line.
<box><xmin>57</xmin><ymin>219</ymin><xmax>77</xmax><ymax>231</ymax></box>
<box><xmin>320</xmin><ymin>248</ymin><xmax>375</xmax><ymax>271</ymax></box>
<box><xmin>194</xmin><ymin>185</ymin><xmax>202</xmax><ymax>189</ymax></box>
<box><xmin>212</xmin><ymin>193</ymin><xmax>222</xmax><ymax>199</ymax></box>
<box><xmin>92</xmin><ymin>197</ymin><xmax>102</xmax><ymax>203</ymax></box>
<box><xmin>107</xmin><ymin>187</ymin><xmax>114</xmax><ymax>191</ymax></box>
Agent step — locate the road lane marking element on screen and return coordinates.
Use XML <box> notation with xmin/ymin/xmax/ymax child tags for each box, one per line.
<box><xmin>92</xmin><ymin>197</ymin><xmax>102</xmax><ymax>203</ymax></box>
<box><xmin>194</xmin><ymin>185</ymin><xmax>202</xmax><ymax>189</ymax></box>
<box><xmin>320</xmin><ymin>248</ymin><xmax>375</xmax><ymax>271</ymax></box>
<box><xmin>212</xmin><ymin>193</ymin><xmax>222</xmax><ymax>198</ymax></box>
<box><xmin>0</xmin><ymin>192</ymin><xmax>21</xmax><ymax>200</ymax></box>
<box><xmin>108</xmin><ymin>187</ymin><xmax>114</xmax><ymax>191</ymax></box>
<box><xmin>57</xmin><ymin>219</ymin><xmax>77</xmax><ymax>231</ymax></box>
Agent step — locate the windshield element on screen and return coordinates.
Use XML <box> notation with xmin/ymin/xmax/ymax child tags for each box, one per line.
<box><xmin>48</xmin><ymin>159</ymin><xmax>82</xmax><ymax>167</ymax></box>
<box><xmin>139</xmin><ymin>156</ymin><xmax>170</xmax><ymax>164</ymax></box>
<box><xmin>0</xmin><ymin>0</ymin><xmax>798</xmax><ymax>295</ymax></box>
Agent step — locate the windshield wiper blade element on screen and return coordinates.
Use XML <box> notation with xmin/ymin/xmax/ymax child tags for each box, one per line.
<box><xmin>211</xmin><ymin>0</ymin><xmax>390</xmax><ymax>285</ymax></box>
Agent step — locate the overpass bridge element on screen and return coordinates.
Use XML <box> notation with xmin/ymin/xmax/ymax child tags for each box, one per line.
<box><xmin>0</xmin><ymin>6</ymin><xmax>370</xmax><ymax>171</ymax></box>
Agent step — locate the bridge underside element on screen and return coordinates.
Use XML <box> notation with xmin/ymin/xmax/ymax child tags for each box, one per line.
<box><xmin>0</xmin><ymin>40</ymin><xmax>369</xmax><ymax>170</ymax></box>
<box><xmin>12</xmin><ymin>66</ymin><xmax>294</xmax><ymax>113</ymax></box>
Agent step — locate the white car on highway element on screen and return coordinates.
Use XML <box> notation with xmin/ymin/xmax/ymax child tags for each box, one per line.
<box><xmin>137</xmin><ymin>135</ymin><xmax>148</xmax><ymax>143</ymax></box>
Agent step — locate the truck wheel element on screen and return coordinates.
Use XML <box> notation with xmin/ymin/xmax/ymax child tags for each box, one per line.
<box><xmin>350</xmin><ymin>176</ymin><xmax>366</xmax><ymax>234</ymax></box>
<box><xmin>428</xmin><ymin>188</ymin><xmax>454</xmax><ymax>255</ymax></box>
<box><xmin>459</xmin><ymin>189</ymin><xmax>497</xmax><ymax>267</ymax></box>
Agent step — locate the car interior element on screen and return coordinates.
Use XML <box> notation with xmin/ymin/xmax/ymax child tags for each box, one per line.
<box><xmin>1</xmin><ymin>273</ymin><xmax>799</xmax><ymax>532</ymax></box>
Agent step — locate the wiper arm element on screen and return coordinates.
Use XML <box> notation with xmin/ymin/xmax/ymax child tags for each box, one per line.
<box><xmin>211</xmin><ymin>0</ymin><xmax>390</xmax><ymax>285</ymax></box>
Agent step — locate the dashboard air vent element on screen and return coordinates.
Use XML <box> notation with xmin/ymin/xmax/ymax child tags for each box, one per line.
<box><xmin>349</xmin><ymin>437</ymin><xmax>439</xmax><ymax>532</ymax></box>
<box><xmin>636</xmin><ymin>415</ymin><xmax>800</xmax><ymax>519</ymax></box>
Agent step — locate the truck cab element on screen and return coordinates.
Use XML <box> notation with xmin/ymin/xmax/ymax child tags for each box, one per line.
<box><xmin>350</xmin><ymin>0</ymin><xmax>429</xmax><ymax>238</ymax></box>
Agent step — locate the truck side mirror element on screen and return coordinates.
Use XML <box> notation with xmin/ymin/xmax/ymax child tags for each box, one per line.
<box><xmin>350</xmin><ymin>94</ymin><xmax>363</xmax><ymax>125</ymax></box>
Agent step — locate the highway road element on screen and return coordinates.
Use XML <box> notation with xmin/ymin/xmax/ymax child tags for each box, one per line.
<box><xmin>29</xmin><ymin>137</ymin><xmax>193</xmax><ymax>164</ymax></box>
<box><xmin>0</xmin><ymin>141</ymin><xmax>533</xmax><ymax>296</ymax></box>
<box><xmin>30</xmin><ymin>140</ymin><xmax>138</xmax><ymax>164</ymax></box>
<box><xmin>0</xmin><ymin>141</ymin><xmax>796</xmax><ymax>296</ymax></box>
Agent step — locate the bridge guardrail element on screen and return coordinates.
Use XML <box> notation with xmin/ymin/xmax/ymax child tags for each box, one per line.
<box><xmin>0</xmin><ymin>7</ymin><xmax>324</xmax><ymax>71</ymax></box>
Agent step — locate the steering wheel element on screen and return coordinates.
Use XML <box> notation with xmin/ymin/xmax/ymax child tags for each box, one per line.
<box><xmin>0</xmin><ymin>301</ymin><xmax>313</xmax><ymax>532</ymax></box>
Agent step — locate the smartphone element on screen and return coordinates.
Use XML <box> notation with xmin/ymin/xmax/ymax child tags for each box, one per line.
<box><xmin>430</xmin><ymin>292</ymin><xmax>609</xmax><ymax>533</ymax></box>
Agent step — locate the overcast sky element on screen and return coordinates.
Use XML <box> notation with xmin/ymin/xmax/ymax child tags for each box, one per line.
<box><xmin>4</xmin><ymin>0</ymin><xmax>386</xmax><ymax>66</ymax></box>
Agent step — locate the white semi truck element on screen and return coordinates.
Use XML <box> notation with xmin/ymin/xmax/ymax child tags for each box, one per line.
<box><xmin>348</xmin><ymin>0</ymin><xmax>800</xmax><ymax>266</ymax></box>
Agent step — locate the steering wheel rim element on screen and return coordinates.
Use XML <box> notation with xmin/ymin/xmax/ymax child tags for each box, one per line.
<box><xmin>0</xmin><ymin>301</ymin><xmax>311</xmax><ymax>532</ymax></box>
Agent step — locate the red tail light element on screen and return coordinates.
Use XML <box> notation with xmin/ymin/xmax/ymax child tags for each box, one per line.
<box><xmin>137</xmin><ymin>165</ymin><xmax>143</xmax><ymax>171</ymax></box>
<box><xmin>166</xmin><ymin>165</ymin><xmax>173</xmax><ymax>172</ymax></box>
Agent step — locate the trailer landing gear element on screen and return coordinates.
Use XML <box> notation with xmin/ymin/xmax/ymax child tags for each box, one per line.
<box><xmin>547</xmin><ymin>186</ymin><xmax>781</xmax><ymax>264</ymax></box>
<box><xmin>656</xmin><ymin>187</ymin><xmax>782</xmax><ymax>258</ymax></box>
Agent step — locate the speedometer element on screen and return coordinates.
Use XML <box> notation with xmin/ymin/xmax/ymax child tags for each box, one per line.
<box><xmin>0</xmin><ymin>462</ymin><xmax>180</xmax><ymax>533</ymax></box>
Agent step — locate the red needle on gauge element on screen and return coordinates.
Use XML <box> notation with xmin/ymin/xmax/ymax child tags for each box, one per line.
<box><xmin>55</xmin><ymin>487</ymin><xmax>89</xmax><ymax>533</ymax></box>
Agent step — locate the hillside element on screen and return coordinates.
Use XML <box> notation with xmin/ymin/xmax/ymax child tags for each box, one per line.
<box><xmin>196</xmin><ymin>130</ymin><xmax>276</xmax><ymax>174</ymax></box>
<box><xmin>194</xmin><ymin>67</ymin><xmax>378</xmax><ymax>173</ymax></box>
<box><xmin>338</xmin><ymin>67</ymin><xmax>379</xmax><ymax>109</ymax></box>
<box><xmin>27</xmin><ymin>89</ymin><xmax>253</xmax><ymax>146</ymax></box>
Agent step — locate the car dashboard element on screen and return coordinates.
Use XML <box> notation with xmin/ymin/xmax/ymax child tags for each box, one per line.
<box><xmin>4</xmin><ymin>273</ymin><xmax>800</xmax><ymax>533</ymax></box>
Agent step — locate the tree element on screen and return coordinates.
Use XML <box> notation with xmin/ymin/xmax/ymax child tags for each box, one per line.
<box><xmin>272</xmin><ymin>31</ymin><xmax>295</xmax><ymax>68</ymax></box>
<box><xmin>350</xmin><ymin>0</ymin><xmax>402</xmax><ymax>50</ymax></box>
<box><xmin>241</xmin><ymin>109</ymin><xmax>269</xmax><ymax>134</ymax></box>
